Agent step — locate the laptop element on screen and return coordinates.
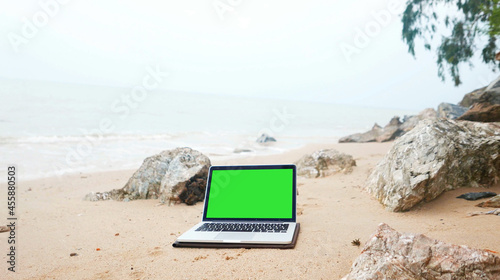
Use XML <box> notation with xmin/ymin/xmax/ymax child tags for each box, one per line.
<box><xmin>175</xmin><ymin>164</ymin><xmax>297</xmax><ymax>245</ymax></box>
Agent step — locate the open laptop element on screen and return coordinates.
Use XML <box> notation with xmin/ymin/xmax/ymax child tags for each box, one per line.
<box><xmin>175</xmin><ymin>164</ymin><xmax>297</xmax><ymax>245</ymax></box>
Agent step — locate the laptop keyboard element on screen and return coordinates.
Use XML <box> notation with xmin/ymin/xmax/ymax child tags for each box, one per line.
<box><xmin>195</xmin><ymin>223</ymin><xmax>289</xmax><ymax>233</ymax></box>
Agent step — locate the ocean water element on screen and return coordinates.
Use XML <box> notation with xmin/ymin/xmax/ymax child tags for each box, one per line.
<box><xmin>1</xmin><ymin>79</ymin><xmax>416</xmax><ymax>180</ymax></box>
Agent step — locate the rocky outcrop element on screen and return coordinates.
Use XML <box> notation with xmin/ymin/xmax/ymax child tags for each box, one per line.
<box><xmin>437</xmin><ymin>102</ymin><xmax>468</xmax><ymax>119</ymax></box>
<box><xmin>295</xmin><ymin>149</ymin><xmax>356</xmax><ymax>178</ymax></box>
<box><xmin>459</xmin><ymin>86</ymin><xmax>488</xmax><ymax>107</ymax></box>
<box><xmin>399</xmin><ymin>108</ymin><xmax>437</xmax><ymax>132</ymax></box>
<box><xmin>458</xmin><ymin>102</ymin><xmax>500</xmax><ymax>122</ymax></box>
<box><xmin>375</xmin><ymin>117</ymin><xmax>404</xmax><ymax>142</ymax></box>
<box><xmin>457</xmin><ymin>77</ymin><xmax>500</xmax><ymax>123</ymax></box>
<box><xmin>256</xmin><ymin>133</ymin><xmax>276</xmax><ymax>143</ymax></box>
<box><xmin>85</xmin><ymin>147</ymin><xmax>211</xmax><ymax>205</ymax></box>
<box><xmin>364</xmin><ymin>119</ymin><xmax>500</xmax><ymax>212</ymax></box>
<box><xmin>477</xmin><ymin>195</ymin><xmax>500</xmax><ymax>208</ymax></box>
<box><xmin>338</xmin><ymin>123</ymin><xmax>382</xmax><ymax>143</ymax></box>
<box><xmin>342</xmin><ymin>223</ymin><xmax>500</xmax><ymax>280</ymax></box>
<box><xmin>459</xmin><ymin>76</ymin><xmax>500</xmax><ymax>107</ymax></box>
<box><xmin>339</xmin><ymin>108</ymin><xmax>437</xmax><ymax>143</ymax></box>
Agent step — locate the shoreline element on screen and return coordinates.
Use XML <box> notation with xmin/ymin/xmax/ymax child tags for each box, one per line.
<box><xmin>3</xmin><ymin>142</ymin><xmax>500</xmax><ymax>279</ymax></box>
<box><xmin>6</xmin><ymin>136</ymin><xmax>339</xmax><ymax>182</ymax></box>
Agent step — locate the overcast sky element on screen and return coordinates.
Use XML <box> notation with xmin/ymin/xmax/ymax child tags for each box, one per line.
<box><xmin>1</xmin><ymin>0</ymin><xmax>497</xmax><ymax>110</ymax></box>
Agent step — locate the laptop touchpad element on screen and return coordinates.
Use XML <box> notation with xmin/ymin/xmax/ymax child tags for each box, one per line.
<box><xmin>216</xmin><ymin>232</ymin><xmax>256</xmax><ymax>241</ymax></box>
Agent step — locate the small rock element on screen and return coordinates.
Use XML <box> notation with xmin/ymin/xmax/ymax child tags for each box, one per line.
<box><xmin>456</xmin><ymin>192</ymin><xmax>497</xmax><ymax>201</ymax></box>
<box><xmin>233</xmin><ymin>148</ymin><xmax>253</xmax><ymax>154</ymax></box>
<box><xmin>295</xmin><ymin>149</ymin><xmax>356</xmax><ymax>178</ymax></box>
<box><xmin>83</xmin><ymin>191</ymin><xmax>111</xmax><ymax>201</ymax></box>
<box><xmin>256</xmin><ymin>133</ymin><xmax>276</xmax><ymax>143</ymax></box>
<box><xmin>476</xmin><ymin>195</ymin><xmax>500</xmax><ymax>208</ymax></box>
<box><xmin>468</xmin><ymin>208</ymin><xmax>500</xmax><ymax>216</ymax></box>
<box><xmin>70</xmin><ymin>253</ymin><xmax>78</xmax><ymax>257</ymax></box>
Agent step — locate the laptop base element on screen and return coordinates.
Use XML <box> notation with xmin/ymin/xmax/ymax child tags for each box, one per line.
<box><xmin>172</xmin><ymin>223</ymin><xmax>300</xmax><ymax>249</ymax></box>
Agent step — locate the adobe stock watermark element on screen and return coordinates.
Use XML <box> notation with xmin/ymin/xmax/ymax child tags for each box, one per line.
<box><xmin>8</xmin><ymin>0</ymin><xmax>70</xmax><ymax>53</ymax></box>
<box><xmin>212</xmin><ymin>0</ymin><xmax>243</xmax><ymax>21</ymax></box>
<box><xmin>51</xmin><ymin>65</ymin><xmax>169</xmax><ymax>177</ymax></box>
<box><xmin>339</xmin><ymin>0</ymin><xmax>404</xmax><ymax>63</ymax></box>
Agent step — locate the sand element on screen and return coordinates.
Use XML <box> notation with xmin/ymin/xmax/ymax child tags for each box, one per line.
<box><xmin>2</xmin><ymin>142</ymin><xmax>499</xmax><ymax>280</ymax></box>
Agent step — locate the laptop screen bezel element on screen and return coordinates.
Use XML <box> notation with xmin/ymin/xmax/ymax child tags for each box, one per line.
<box><xmin>202</xmin><ymin>164</ymin><xmax>297</xmax><ymax>222</ymax></box>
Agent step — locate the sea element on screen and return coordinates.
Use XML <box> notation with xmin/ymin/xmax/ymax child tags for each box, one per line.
<box><xmin>1</xmin><ymin>79</ymin><xmax>416</xmax><ymax>180</ymax></box>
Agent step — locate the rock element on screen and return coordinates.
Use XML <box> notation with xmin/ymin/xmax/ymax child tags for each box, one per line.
<box><xmin>295</xmin><ymin>149</ymin><xmax>356</xmax><ymax>178</ymax></box>
<box><xmin>84</xmin><ymin>191</ymin><xmax>112</xmax><ymax>201</ymax></box>
<box><xmin>456</xmin><ymin>192</ymin><xmax>497</xmax><ymax>201</ymax></box>
<box><xmin>233</xmin><ymin>148</ymin><xmax>253</xmax><ymax>154</ymax></box>
<box><xmin>483</xmin><ymin>75</ymin><xmax>500</xmax><ymax>104</ymax></box>
<box><xmin>83</xmin><ymin>189</ymin><xmax>125</xmax><ymax>202</ymax></box>
<box><xmin>256</xmin><ymin>133</ymin><xmax>276</xmax><ymax>143</ymax></box>
<box><xmin>459</xmin><ymin>86</ymin><xmax>488</xmax><ymax>107</ymax></box>
<box><xmin>399</xmin><ymin>108</ymin><xmax>438</xmax><ymax>132</ymax></box>
<box><xmin>338</xmin><ymin>123</ymin><xmax>382</xmax><ymax>143</ymax></box>
<box><xmin>375</xmin><ymin>116</ymin><xmax>403</xmax><ymax>142</ymax></box>
<box><xmin>85</xmin><ymin>147</ymin><xmax>211</xmax><ymax>205</ymax></box>
<box><xmin>437</xmin><ymin>102</ymin><xmax>468</xmax><ymax>119</ymax></box>
<box><xmin>457</xmin><ymin>102</ymin><xmax>500</xmax><ymax>122</ymax></box>
<box><xmin>342</xmin><ymin>223</ymin><xmax>500</xmax><ymax>280</ymax></box>
<box><xmin>339</xmin><ymin>109</ymin><xmax>437</xmax><ymax>143</ymax></box>
<box><xmin>476</xmin><ymin>195</ymin><xmax>500</xmax><ymax>208</ymax></box>
<box><xmin>459</xmin><ymin>75</ymin><xmax>500</xmax><ymax>107</ymax></box>
<box><xmin>364</xmin><ymin>119</ymin><xmax>500</xmax><ymax>212</ymax></box>
<box><xmin>469</xmin><ymin>208</ymin><xmax>500</xmax><ymax>216</ymax></box>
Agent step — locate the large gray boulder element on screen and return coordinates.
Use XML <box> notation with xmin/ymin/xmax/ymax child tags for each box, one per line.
<box><xmin>342</xmin><ymin>223</ymin><xmax>500</xmax><ymax>280</ymax></box>
<box><xmin>295</xmin><ymin>149</ymin><xmax>356</xmax><ymax>178</ymax></box>
<box><xmin>85</xmin><ymin>147</ymin><xmax>211</xmax><ymax>205</ymax></box>
<box><xmin>364</xmin><ymin>119</ymin><xmax>500</xmax><ymax>212</ymax></box>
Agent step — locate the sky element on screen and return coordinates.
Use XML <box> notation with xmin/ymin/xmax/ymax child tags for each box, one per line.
<box><xmin>1</xmin><ymin>0</ymin><xmax>498</xmax><ymax>110</ymax></box>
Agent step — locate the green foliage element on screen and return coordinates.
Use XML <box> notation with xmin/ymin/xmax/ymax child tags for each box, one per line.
<box><xmin>402</xmin><ymin>0</ymin><xmax>500</xmax><ymax>86</ymax></box>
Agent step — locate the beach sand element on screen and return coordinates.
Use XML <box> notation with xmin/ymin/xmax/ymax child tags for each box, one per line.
<box><xmin>2</xmin><ymin>142</ymin><xmax>500</xmax><ymax>279</ymax></box>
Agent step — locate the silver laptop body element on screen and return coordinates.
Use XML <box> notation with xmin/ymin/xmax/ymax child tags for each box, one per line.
<box><xmin>175</xmin><ymin>164</ymin><xmax>297</xmax><ymax>244</ymax></box>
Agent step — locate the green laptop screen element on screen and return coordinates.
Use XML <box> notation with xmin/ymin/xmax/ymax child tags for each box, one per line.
<box><xmin>205</xmin><ymin>168</ymin><xmax>294</xmax><ymax>219</ymax></box>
